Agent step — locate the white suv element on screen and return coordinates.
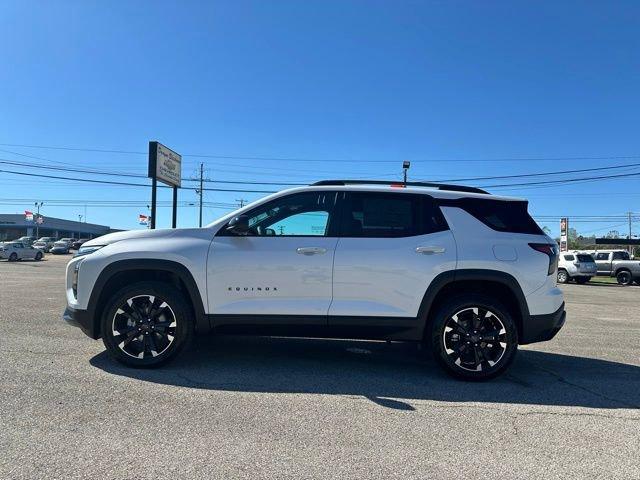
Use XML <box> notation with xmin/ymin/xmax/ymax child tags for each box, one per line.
<box><xmin>557</xmin><ymin>252</ymin><xmax>597</xmax><ymax>284</ymax></box>
<box><xmin>63</xmin><ymin>180</ymin><xmax>565</xmax><ymax>380</ymax></box>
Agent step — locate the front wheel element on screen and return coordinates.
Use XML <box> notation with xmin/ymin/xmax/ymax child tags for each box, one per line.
<box><xmin>430</xmin><ymin>294</ymin><xmax>518</xmax><ymax>380</ymax></box>
<box><xmin>8</xmin><ymin>252</ymin><xmax>18</xmax><ymax>262</ymax></box>
<box><xmin>101</xmin><ymin>281</ymin><xmax>194</xmax><ymax>368</ymax></box>
<box><xmin>616</xmin><ymin>270</ymin><xmax>632</xmax><ymax>286</ymax></box>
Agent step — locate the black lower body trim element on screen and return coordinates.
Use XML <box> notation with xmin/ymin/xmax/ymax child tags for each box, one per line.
<box><xmin>63</xmin><ymin>306</ymin><xmax>98</xmax><ymax>339</ymax></box>
<box><xmin>521</xmin><ymin>302</ymin><xmax>566</xmax><ymax>344</ymax></box>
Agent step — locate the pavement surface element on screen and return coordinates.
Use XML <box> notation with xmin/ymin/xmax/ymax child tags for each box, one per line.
<box><xmin>1</xmin><ymin>254</ymin><xmax>639</xmax><ymax>479</ymax></box>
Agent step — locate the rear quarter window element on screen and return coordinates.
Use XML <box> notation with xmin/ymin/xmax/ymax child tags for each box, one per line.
<box><xmin>439</xmin><ymin>198</ymin><xmax>543</xmax><ymax>235</ymax></box>
<box><xmin>577</xmin><ymin>254</ymin><xmax>594</xmax><ymax>262</ymax></box>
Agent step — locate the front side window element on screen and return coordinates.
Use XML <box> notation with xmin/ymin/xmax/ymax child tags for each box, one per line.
<box><xmin>596</xmin><ymin>253</ymin><xmax>609</xmax><ymax>260</ymax></box>
<box><xmin>339</xmin><ymin>192</ymin><xmax>448</xmax><ymax>238</ymax></box>
<box><xmin>228</xmin><ymin>191</ymin><xmax>336</xmax><ymax>236</ymax></box>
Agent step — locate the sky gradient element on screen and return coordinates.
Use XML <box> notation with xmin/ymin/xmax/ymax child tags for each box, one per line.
<box><xmin>1</xmin><ymin>0</ymin><xmax>639</xmax><ymax>236</ymax></box>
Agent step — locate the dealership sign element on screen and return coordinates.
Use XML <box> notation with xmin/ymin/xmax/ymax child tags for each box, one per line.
<box><xmin>148</xmin><ymin>141</ymin><xmax>182</xmax><ymax>188</ymax></box>
<box><xmin>560</xmin><ymin>217</ymin><xmax>568</xmax><ymax>252</ymax></box>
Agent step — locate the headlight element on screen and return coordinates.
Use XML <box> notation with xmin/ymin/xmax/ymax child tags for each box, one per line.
<box><xmin>75</xmin><ymin>245</ymin><xmax>106</xmax><ymax>257</ymax></box>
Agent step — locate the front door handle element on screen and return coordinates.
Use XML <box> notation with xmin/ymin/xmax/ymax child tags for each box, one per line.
<box><xmin>416</xmin><ymin>246</ymin><xmax>446</xmax><ymax>255</ymax></box>
<box><xmin>296</xmin><ymin>247</ymin><xmax>327</xmax><ymax>255</ymax></box>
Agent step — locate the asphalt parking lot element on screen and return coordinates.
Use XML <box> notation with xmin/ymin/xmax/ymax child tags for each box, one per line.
<box><xmin>1</xmin><ymin>255</ymin><xmax>638</xmax><ymax>479</ymax></box>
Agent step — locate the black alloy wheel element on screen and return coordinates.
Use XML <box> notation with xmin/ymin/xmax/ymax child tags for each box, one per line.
<box><xmin>431</xmin><ymin>295</ymin><xmax>518</xmax><ymax>380</ymax></box>
<box><xmin>101</xmin><ymin>282</ymin><xmax>193</xmax><ymax>368</ymax></box>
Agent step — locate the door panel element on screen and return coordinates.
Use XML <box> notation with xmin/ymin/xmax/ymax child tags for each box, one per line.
<box><xmin>208</xmin><ymin>236</ymin><xmax>337</xmax><ymax>317</ymax></box>
<box><xmin>207</xmin><ymin>190</ymin><xmax>339</xmax><ymax>321</ymax></box>
<box><xmin>329</xmin><ymin>230</ymin><xmax>457</xmax><ymax>318</ymax></box>
<box><xmin>328</xmin><ymin>191</ymin><xmax>456</xmax><ymax>320</ymax></box>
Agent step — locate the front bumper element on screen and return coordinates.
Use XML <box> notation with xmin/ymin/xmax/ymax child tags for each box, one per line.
<box><xmin>521</xmin><ymin>302</ymin><xmax>566</xmax><ymax>344</ymax></box>
<box><xmin>63</xmin><ymin>306</ymin><xmax>98</xmax><ymax>339</ymax></box>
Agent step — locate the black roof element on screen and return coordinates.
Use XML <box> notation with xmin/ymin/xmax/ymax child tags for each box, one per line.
<box><xmin>311</xmin><ymin>180</ymin><xmax>489</xmax><ymax>195</ymax></box>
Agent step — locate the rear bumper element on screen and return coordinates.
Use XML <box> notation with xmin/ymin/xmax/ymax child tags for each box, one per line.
<box><xmin>63</xmin><ymin>306</ymin><xmax>98</xmax><ymax>339</ymax></box>
<box><xmin>521</xmin><ymin>302</ymin><xmax>566</xmax><ymax>344</ymax></box>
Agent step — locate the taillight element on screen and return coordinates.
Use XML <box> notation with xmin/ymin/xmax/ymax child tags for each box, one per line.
<box><xmin>529</xmin><ymin>243</ymin><xmax>558</xmax><ymax>275</ymax></box>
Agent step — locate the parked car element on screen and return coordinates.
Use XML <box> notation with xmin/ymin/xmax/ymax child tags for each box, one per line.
<box><xmin>36</xmin><ymin>237</ymin><xmax>57</xmax><ymax>252</ymax></box>
<box><xmin>59</xmin><ymin>238</ymin><xmax>76</xmax><ymax>247</ymax></box>
<box><xmin>16</xmin><ymin>236</ymin><xmax>37</xmax><ymax>247</ymax></box>
<box><xmin>64</xmin><ymin>180</ymin><xmax>565</xmax><ymax>380</ymax></box>
<box><xmin>71</xmin><ymin>238</ymin><xmax>89</xmax><ymax>250</ymax></box>
<box><xmin>557</xmin><ymin>252</ymin><xmax>597</xmax><ymax>284</ymax></box>
<box><xmin>50</xmin><ymin>240</ymin><xmax>71</xmax><ymax>255</ymax></box>
<box><xmin>588</xmin><ymin>250</ymin><xmax>640</xmax><ymax>285</ymax></box>
<box><xmin>0</xmin><ymin>242</ymin><xmax>43</xmax><ymax>261</ymax></box>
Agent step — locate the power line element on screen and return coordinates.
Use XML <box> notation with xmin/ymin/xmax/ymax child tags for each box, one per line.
<box><xmin>423</xmin><ymin>163</ymin><xmax>640</xmax><ymax>183</ymax></box>
<box><xmin>2</xmin><ymin>142</ymin><xmax>640</xmax><ymax>163</ymax></box>
<box><xmin>0</xmin><ymin>168</ymin><xmax>278</xmax><ymax>193</ymax></box>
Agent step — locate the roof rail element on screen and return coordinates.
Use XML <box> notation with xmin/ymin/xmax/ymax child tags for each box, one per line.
<box><xmin>310</xmin><ymin>180</ymin><xmax>489</xmax><ymax>195</ymax></box>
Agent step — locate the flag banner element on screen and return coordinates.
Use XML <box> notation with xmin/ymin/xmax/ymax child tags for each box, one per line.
<box><xmin>25</xmin><ymin>210</ymin><xmax>34</xmax><ymax>221</ymax></box>
<box><xmin>139</xmin><ymin>214</ymin><xmax>149</xmax><ymax>225</ymax></box>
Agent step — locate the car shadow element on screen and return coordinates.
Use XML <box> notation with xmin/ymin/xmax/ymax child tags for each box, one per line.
<box><xmin>90</xmin><ymin>336</ymin><xmax>640</xmax><ymax>411</ymax></box>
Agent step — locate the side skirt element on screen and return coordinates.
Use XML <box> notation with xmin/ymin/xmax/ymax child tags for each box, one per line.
<box><xmin>208</xmin><ymin>314</ymin><xmax>423</xmax><ymax>341</ymax></box>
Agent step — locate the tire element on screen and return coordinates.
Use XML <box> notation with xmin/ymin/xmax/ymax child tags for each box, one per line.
<box><xmin>575</xmin><ymin>277</ymin><xmax>590</xmax><ymax>284</ymax></box>
<box><xmin>35</xmin><ymin>252</ymin><xmax>43</xmax><ymax>261</ymax></box>
<box><xmin>557</xmin><ymin>269</ymin><xmax>569</xmax><ymax>284</ymax></box>
<box><xmin>101</xmin><ymin>281</ymin><xmax>194</xmax><ymax>368</ymax></box>
<box><xmin>430</xmin><ymin>294</ymin><xmax>518</xmax><ymax>381</ymax></box>
<box><xmin>8</xmin><ymin>252</ymin><xmax>18</xmax><ymax>262</ymax></box>
<box><xmin>616</xmin><ymin>270</ymin><xmax>632</xmax><ymax>286</ymax></box>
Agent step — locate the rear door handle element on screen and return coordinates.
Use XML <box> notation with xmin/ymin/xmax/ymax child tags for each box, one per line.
<box><xmin>416</xmin><ymin>246</ymin><xmax>446</xmax><ymax>255</ymax></box>
<box><xmin>296</xmin><ymin>247</ymin><xmax>327</xmax><ymax>255</ymax></box>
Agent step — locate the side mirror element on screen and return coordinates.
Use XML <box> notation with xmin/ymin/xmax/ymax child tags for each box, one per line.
<box><xmin>226</xmin><ymin>215</ymin><xmax>250</xmax><ymax>235</ymax></box>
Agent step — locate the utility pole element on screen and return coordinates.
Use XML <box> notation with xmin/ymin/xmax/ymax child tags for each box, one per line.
<box><xmin>235</xmin><ymin>198</ymin><xmax>247</xmax><ymax>208</ymax></box>
<box><xmin>34</xmin><ymin>202</ymin><xmax>43</xmax><ymax>238</ymax></box>
<box><xmin>628</xmin><ymin>211</ymin><xmax>633</xmax><ymax>255</ymax></box>
<box><xmin>78</xmin><ymin>215</ymin><xmax>83</xmax><ymax>239</ymax></box>
<box><xmin>198</xmin><ymin>163</ymin><xmax>204</xmax><ymax>228</ymax></box>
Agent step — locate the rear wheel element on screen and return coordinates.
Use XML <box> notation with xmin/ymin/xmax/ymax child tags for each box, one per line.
<box><xmin>557</xmin><ymin>269</ymin><xmax>569</xmax><ymax>284</ymax></box>
<box><xmin>430</xmin><ymin>294</ymin><xmax>518</xmax><ymax>380</ymax></box>
<box><xmin>8</xmin><ymin>252</ymin><xmax>17</xmax><ymax>262</ymax></box>
<box><xmin>616</xmin><ymin>270</ymin><xmax>632</xmax><ymax>286</ymax></box>
<box><xmin>101</xmin><ymin>281</ymin><xmax>194</xmax><ymax>368</ymax></box>
<box><xmin>35</xmin><ymin>251</ymin><xmax>43</xmax><ymax>261</ymax></box>
<box><xmin>575</xmin><ymin>276</ymin><xmax>590</xmax><ymax>284</ymax></box>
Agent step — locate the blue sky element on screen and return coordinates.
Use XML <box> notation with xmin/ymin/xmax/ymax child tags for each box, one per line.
<box><xmin>1</xmin><ymin>0</ymin><xmax>639</xmax><ymax>236</ymax></box>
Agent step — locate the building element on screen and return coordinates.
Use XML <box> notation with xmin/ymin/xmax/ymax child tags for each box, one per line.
<box><xmin>0</xmin><ymin>214</ymin><xmax>116</xmax><ymax>241</ymax></box>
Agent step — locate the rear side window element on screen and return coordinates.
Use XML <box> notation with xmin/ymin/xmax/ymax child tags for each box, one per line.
<box><xmin>564</xmin><ymin>255</ymin><xmax>575</xmax><ymax>261</ymax></box>
<box><xmin>595</xmin><ymin>253</ymin><xmax>609</xmax><ymax>260</ymax></box>
<box><xmin>577</xmin><ymin>254</ymin><xmax>594</xmax><ymax>262</ymax></box>
<box><xmin>339</xmin><ymin>192</ymin><xmax>448</xmax><ymax>238</ymax></box>
<box><xmin>439</xmin><ymin>198</ymin><xmax>543</xmax><ymax>235</ymax></box>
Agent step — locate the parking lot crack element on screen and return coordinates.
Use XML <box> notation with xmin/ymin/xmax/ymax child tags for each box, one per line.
<box><xmin>531</xmin><ymin>364</ymin><xmax>640</xmax><ymax>409</ymax></box>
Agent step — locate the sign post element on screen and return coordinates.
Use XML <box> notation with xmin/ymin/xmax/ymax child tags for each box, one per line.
<box><xmin>560</xmin><ymin>217</ymin><xmax>568</xmax><ymax>252</ymax></box>
<box><xmin>148</xmin><ymin>141</ymin><xmax>182</xmax><ymax>229</ymax></box>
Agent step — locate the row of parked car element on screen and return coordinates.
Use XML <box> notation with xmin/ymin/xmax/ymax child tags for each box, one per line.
<box><xmin>557</xmin><ymin>249</ymin><xmax>640</xmax><ymax>286</ymax></box>
<box><xmin>0</xmin><ymin>236</ymin><xmax>90</xmax><ymax>261</ymax></box>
